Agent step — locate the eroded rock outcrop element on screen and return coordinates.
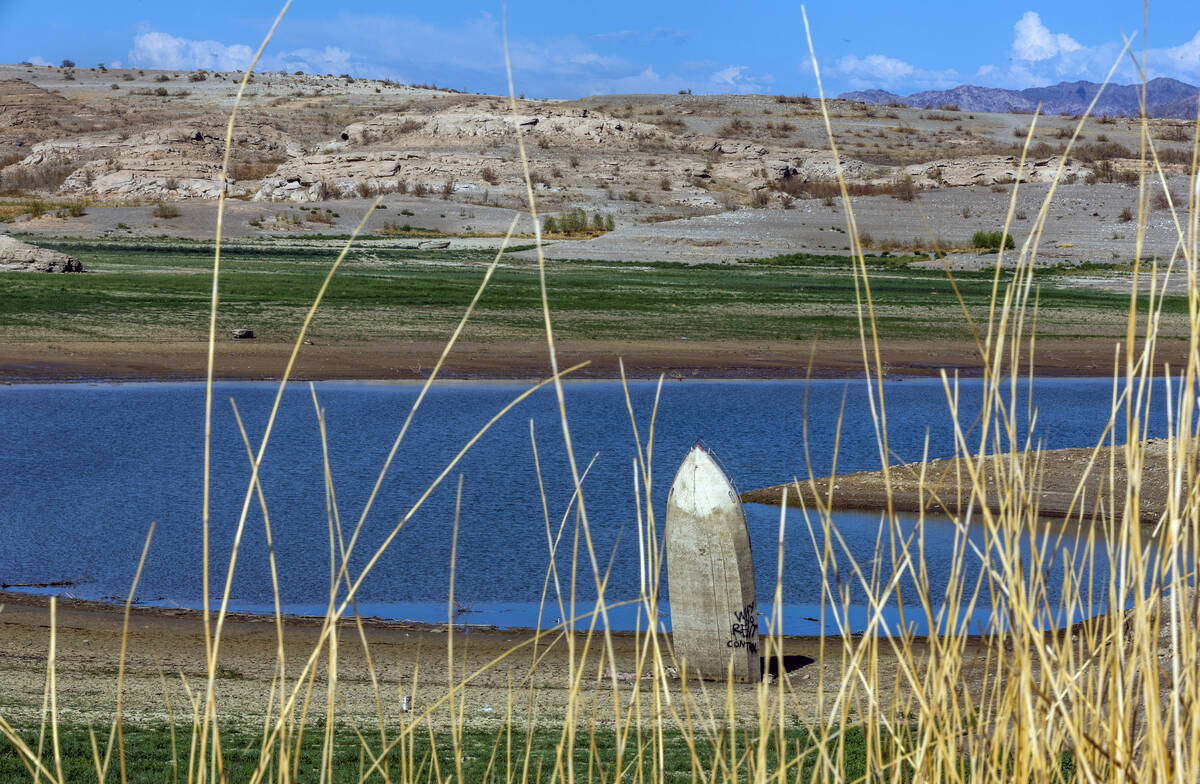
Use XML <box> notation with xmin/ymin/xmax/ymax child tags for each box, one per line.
<box><xmin>894</xmin><ymin>155</ymin><xmax>1091</xmax><ymax>187</ymax></box>
<box><xmin>0</xmin><ymin>235</ymin><xmax>84</xmax><ymax>272</ymax></box>
<box><xmin>6</xmin><ymin>115</ymin><xmax>299</xmax><ymax>200</ymax></box>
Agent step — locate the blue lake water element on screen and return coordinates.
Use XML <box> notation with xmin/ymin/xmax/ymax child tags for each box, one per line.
<box><xmin>0</xmin><ymin>377</ymin><xmax>1174</xmax><ymax>634</ymax></box>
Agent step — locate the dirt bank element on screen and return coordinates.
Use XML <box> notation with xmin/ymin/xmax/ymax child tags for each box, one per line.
<box><xmin>743</xmin><ymin>440</ymin><xmax>1177</xmax><ymax>526</ymax></box>
<box><xmin>0</xmin><ymin>590</ymin><xmax>994</xmax><ymax>730</ymax></box>
<box><xmin>0</xmin><ymin>337</ymin><xmax>1186</xmax><ymax>384</ymax></box>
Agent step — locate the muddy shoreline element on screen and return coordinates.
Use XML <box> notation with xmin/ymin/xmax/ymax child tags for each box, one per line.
<box><xmin>0</xmin><ymin>337</ymin><xmax>1184</xmax><ymax>384</ymax></box>
<box><xmin>743</xmin><ymin>442</ymin><xmax>1174</xmax><ymax>526</ymax></box>
<box><xmin>0</xmin><ymin>588</ymin><xmax>883</xmax><ymax>729</ymax></box>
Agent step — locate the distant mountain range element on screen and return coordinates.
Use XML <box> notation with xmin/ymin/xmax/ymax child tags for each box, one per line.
<box><xmin>839</xmin><ymin>78</ymin><xmax>1199</xmax><ymax>119</ymax></box>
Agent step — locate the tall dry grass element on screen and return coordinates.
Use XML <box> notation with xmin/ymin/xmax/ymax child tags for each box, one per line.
<box><xmin>2</xmin><ymin>4</ymin><xmax>1200</xmax><ymax>782</ymax></box>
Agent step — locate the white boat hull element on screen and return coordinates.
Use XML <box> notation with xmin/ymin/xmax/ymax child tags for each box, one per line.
<box><xmin>665</xmin><ymin>445</ymin><xmax>759</xmax><ymax>682</ymax></box>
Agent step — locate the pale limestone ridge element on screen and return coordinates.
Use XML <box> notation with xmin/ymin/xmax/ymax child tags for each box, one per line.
<box><xmin>8</xmin><ymin>115</ymin><xmax>298</xmax><ymax>200</ymax></box>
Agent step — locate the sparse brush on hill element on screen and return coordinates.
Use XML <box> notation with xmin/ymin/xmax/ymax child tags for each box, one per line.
<box><xmin>717</xmin><ymin>117</ymin><xmax>753</xmax><ymax>137</ymax></box>
<box><xmin>228</xmin><ymin>154</ymin><xmax>286</xmax><ymax>181</ymax></box>
<box><xmin>151</xmin><ymin>202</ymin><xmax>180</xmax><ymax>219</ymax></box>
<box><xmin>0</xmin><ymin>163</ymin><xmax>75</xmax><ymax>195</ymax></box>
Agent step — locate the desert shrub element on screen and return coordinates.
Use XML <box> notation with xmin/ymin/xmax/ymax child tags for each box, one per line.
<box><xmin>227</xmin><ymin>155</ymin><xmax>286</xmax><ymax>181</ymax></box>
<box><xmin>1157</xmin><ymin>124</ymin><xmax>1191</xmax><ymax>142</ymax></box>
<box><xmin>0</xmin><ymin>163</ymin><xmax>75</xmax><ymax>194</ymax></box>
<box><xmin>1158</xmin><ymin>148</ymin><xmax>1193</xmax><ymax>166</ymax></box>
<box><xmin>893</xmin><ymin>174</ymin><xmax>917</xmax><ymax>201</ymax></box>
<box><xmin>1026</xmin><ymin>142</ymin><xmax>1066</xmax><ymax>158</ymax></box>
<box><xmin>782</xmin><ymin>179</ymin><xmax>914</xmax><ymax>201</ymax></box>
<box><xmin>1119</xmin><ymin>206</ymin><xmax>1134</xmax><ymax>222</ymax></box>
<box><xmin>557</xmin><ymin>208</ymin><xmax>589</xmax><ymax>233</ymax></box>
<box><xmin>659</xmin><ymin>176</ymin><xmax>671</xmax><ymax>191</ymax></box>
<box><xmin>718</xmin><ymin>118</ymin><xmax>752</xmax><ymax>137</ymax></box>
<box><xmin>480</xmin><ymin>166</ymin><xmax>500</xmax><ymax>185</ymax></box>
<box><xmin>1077</xmin><ymin>141</ymin><xmax>1134</xmax><ymax>162</ymax></box>
<box><xmin>152</xmin><ymin>202</ymin><xmax>181</xmax><ymax>219</ymax></box>
<box><xmin>154</xmin><ymin>74</ymin><xmax>171</xmax><ymax>82</ymax></box>
<box><xmin>188</xmin><ymin>72</ymin><xmax>207</xmax><ymax>82</ymax></box>
<box><xmin>395</xmin><ymin>119</ymin><xmax>423</xmax><ymax>134</ymax></box>
<box><xmin>1087</xmin><ymin>159</ymin><xmax>1139</xmax><ymax>184</ymax></box>
<box><xmin>542</xmin><ymin>208</ymin><xmax>610</xmax><ymax>235</ymax></box>
<box><xmin>305</xmin><ymin>208</ymin><xmax>334</xmax><ymax>224</ymax></box>
<box><xmin>60</xmin><ymin>59</ymin><xmax>74</xmax><ymax>68</ymax></box>
<box><xmin>412</xmin><ymin>182</ymin><xmax>428</xmax><ymax>197</ymax></box>
<box><xmin>649</xmin><ymin>117</ymin><xmax>685</xmax><ymax>131</ymax></box>
<box><xmin>971</xmin><ymin>230</ymin><xmax>1015</xmax><ymax>250</ymax></box>
<box><xmin>1152</xmin><ymin>189</ymin><xmax>1183</xmax><ymax>210</ymax></box>
<box><xmin>440</xmin><ymin>180</ymin><xmax>454</xmax><ymax>199</ymax></box>
<box><xmin>379</xmin><ymin>222</ymin><xmax>422</xmax><ymax>236</ymax></box>
<box><xmin>110</xmin><ymin>83</ymin><xmax>120</xmax><ymax>90</ymax></box>
<box><xmin>122</xmin><ymin>74</ymin><xmax>134</xmax><ymax>81</ymax></box>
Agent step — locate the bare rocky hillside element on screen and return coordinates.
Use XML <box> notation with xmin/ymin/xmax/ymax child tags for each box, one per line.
<box><xmin>1</xmin><ymin>62</ymin><xmax>1194</xmax><ymax>267</ymax></box>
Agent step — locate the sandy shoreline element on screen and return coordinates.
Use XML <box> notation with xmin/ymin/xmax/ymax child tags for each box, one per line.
<box><xmin>0</xmin><ymin>337</ymin><xmax>1185</xmax><ymax>384</ymax></box>
<box><xmin>0</xmin><ymin>588</ymin><xmax>962</xmax><ymax>730</ymax></box>
<box><xmin>743</xmin><ymin>441</ymin><xmax>1173</xmax><ymax>526</ymax></box>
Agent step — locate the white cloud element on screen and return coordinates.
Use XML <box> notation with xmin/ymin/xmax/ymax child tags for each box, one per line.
<box><xmin>832</xmin><ymin>53</ymin><xmax>957</xmax><ymax>91</ymax></box>
<box><xmin>711</xmin><ymin>65</ymin><xmax>748</xmax><ymax>86</ymax></box>
<box><xmin>707</xmin><ymin>64</ymin><xmax>773</xmax><ymax>93</ymax></box>
<box><xmin>25</xmin><ymin>56</ymin><xmax>50</xmax><ymax>66</ymax></box>
<box><xmin>1011</xmin><ymin>11</ymin><xmax>1082</xmax><ymax>62</ymax></box>
<box><xmin>978</xmin><ymin>15</ymin><xmax>1200</xmax><ymax>89</ymax></box>
<box><xmin>836</xmin><ymin>54</ymin><xmax>914</xmax><ymax>82</ymax></box>
<box><xmin>276</xmin><ymin>46</ymin><xmax>353</xmax><ymax>75</ymax></box>
<box><xmin>1155</xmin><ymin>29</ymin><xmax>1200</xmax><ymax>74</ymax></box>
<box><xmin>581</xmin><ymin>67</ymin><xmax>675</xmax><ymax>94</ymax></box>
<box><xmin>129</xmin><ymin>31</ymin><xmax>253</xmax><ymax>71</ymax></box>
<box><xmin>593</xmin><ymin>30</ymin><xmax>637</xmax><ymax>43</ymax></box>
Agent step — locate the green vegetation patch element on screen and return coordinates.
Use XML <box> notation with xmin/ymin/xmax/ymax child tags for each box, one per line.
<box><xmin>0</xmin><ymin>723</ymin><xmax>876</xmax><ymax>783</ymax></box>
<box><xmin>0</xmin><ymin>238</ymin><xmax>1184</xmax><ymax>344</ymax></box>
<box><xmin>970</xmin><ymin>231</ymin><xmax>1016</xmax><ymax>251</ymax></box>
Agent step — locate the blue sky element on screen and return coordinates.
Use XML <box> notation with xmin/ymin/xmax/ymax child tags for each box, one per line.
<box><xmin>2</xmin><ymin>1</ymin><xmax>1198</xmax><ymax>98</ymax></box>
